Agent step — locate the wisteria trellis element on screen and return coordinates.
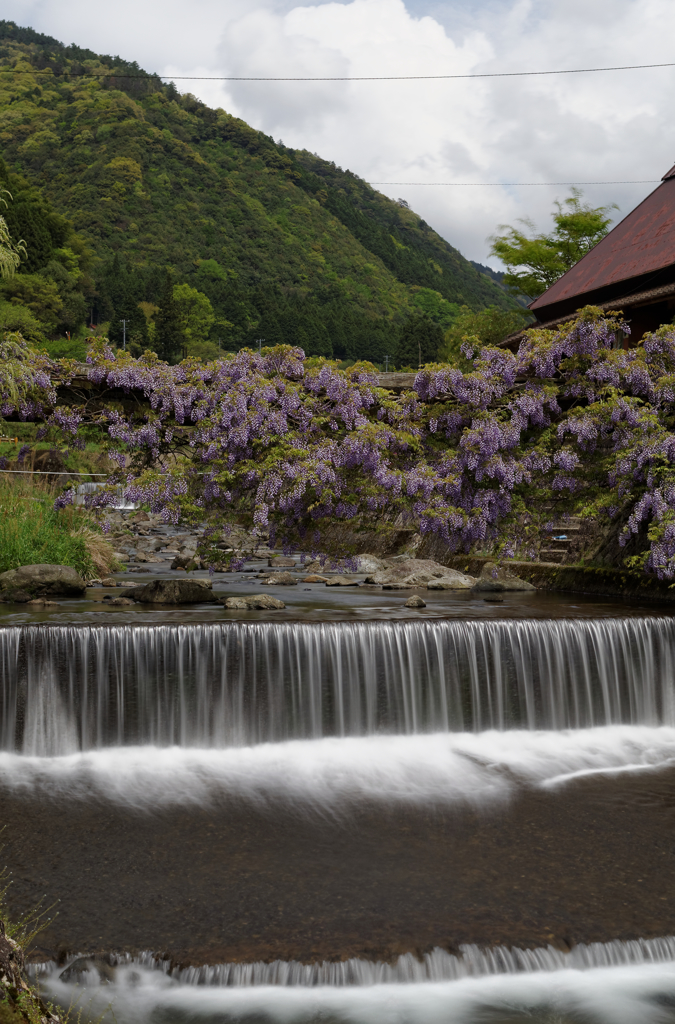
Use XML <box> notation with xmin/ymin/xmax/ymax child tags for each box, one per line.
<box><xmin>4</xmin><ymin>306</ymin><xmax>675</xmax><ymax>576</ymax></box>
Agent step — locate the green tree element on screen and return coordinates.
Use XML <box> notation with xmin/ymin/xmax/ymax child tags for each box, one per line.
<box><xmin>489</xmin><ymin>189</ymin><xmax>618</xmax><ymax>299</ymax></box>
<box><xmin>154</xmin><ymin>272</ymin><xmax>184</xmax><ymax>363</ymax></box>
<box><xmin>440</xmin><ymin>305</ymin><xmax>533</xmax><ymax>364</ymax></box>
<box><xmin>0</xmin><ymin>273</ymin><xmax>62</xmax><ymax>333</ymax></box>
<box><xmin>173</xmin><ymin>283</ymin><xmax>215</xmax><ymax>350</ymax></box>
<box><xmin>0</xmin><ymin>190</ymin><xmax>25</xmax><ymax>279</ymax></box>
<box><xmin>0</xmin><ymin>300</ymin><xmax>44</xmax><ymax>345</ymax></box>
<box><xmin>395</xmin><ymin>312</ymin><xmax>443</xmax><ymax>369</ymax></box>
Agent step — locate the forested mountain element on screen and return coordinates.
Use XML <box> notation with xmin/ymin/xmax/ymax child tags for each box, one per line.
<box><xmin>0</xmin><ymin>21</ymin><xmax>514</xmax><ymax>363</ymax></box>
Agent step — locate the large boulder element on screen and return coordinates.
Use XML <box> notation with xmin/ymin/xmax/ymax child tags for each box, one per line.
<box><xmin>365</xmin><ymin>558</ymin><xmax>463</xmax><ymax>588</ymax></box>
<box><xmin>355</xmin><ymin>554</ymin><xmax>387</xmax><ymax>573</ymax></box>
<box><xmin>0</xmin><ymin>564</ymin><xmax>86</xmax><ymax>601</ymax></box>
<box><xmin>127</xmin><ymin>578</ymin><xmax>218</xmax><ymax>604</ymax></box>
<box><xmin>427</xmin><ymin>571</ymin><xmax>476</xmax><ymax>590</ymax></box>
<box><xmin>472</xmin><ymin>561</ymin><xmax>536</xmax><ymax>592</ymax></box>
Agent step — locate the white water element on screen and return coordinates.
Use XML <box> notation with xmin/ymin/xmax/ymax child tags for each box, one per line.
<box><xmin>2</xmin><ymin>725</ymin><xmax>675</xmax><ymax>811</ymax></box>
<box><xmin>7</xmin><ymin>616</ymin><xmax>675</xmax><ymax>1024</ymax></box>
<box><xmin>4</xmin><ymin>618</ymin><xmax>675</xmax><ymax>753</ymax></box>
<box><xmin>33</xmin><ymin>945</ymin><xmax>675</xmax><ymax>1024</ymax></box>
<box><xmin>30</xmin><ymin>935</ymin><xmax>675</xmax><ymax>985</ymax></box>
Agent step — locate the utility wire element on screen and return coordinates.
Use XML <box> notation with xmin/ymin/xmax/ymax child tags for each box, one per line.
<box><xmin>368</xmin><ymin>180</ymin><xmax>660</xmax><ymax>186</ymax></box>
<box><xmin>1</xmin><ymin>60</ymin><xmax>675</xmax><ymax>82</ymax></box>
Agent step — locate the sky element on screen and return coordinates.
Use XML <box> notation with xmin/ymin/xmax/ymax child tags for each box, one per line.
<box><xmin>3</xmin><ymin>0</ymin><xmax>675</xmax><ymax>265</ymax></box>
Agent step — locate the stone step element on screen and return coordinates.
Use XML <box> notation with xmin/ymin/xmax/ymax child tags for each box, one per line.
<box><xmin>539</xmin><ymin>549</ymin><xmax>567</xmax><ymax>563</ymax></box>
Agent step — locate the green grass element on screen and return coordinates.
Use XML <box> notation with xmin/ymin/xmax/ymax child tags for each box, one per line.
<box><xmin>0</xmin><ymin>480</ymin><xmax>96</xmax><ymax>577</ymax></box>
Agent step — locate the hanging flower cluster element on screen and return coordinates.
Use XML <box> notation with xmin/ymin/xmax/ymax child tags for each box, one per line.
<box><xmin>8</xmin><ymin>306</ymin><xmax>675</xmax><ymax>575</ymax></box>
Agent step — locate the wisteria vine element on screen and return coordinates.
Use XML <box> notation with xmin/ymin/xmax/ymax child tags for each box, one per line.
<box><xmin>5</xmin><ymin>307</ymin><xmax>675</xmax><ymax>576</ymax></box>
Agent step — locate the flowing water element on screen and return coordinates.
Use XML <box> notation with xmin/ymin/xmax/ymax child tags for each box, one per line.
<box><xmin>4</xmin><ymin>612</ymin><xmax>675</xmax><ymax>1022</ymax></box>
<box><xmin>4</xmin><ymin>618</ymin><xmax>675</xmax><ymax>753</ymax></box>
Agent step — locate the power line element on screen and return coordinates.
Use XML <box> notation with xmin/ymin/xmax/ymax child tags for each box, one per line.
<box><xmin>369</xmin><ymin>180</ymin><xmax>660</xmax><ymax>186</ymax></box>
<box><xmin>2</xmin><ymin>60</ymin><xmax>675</xmax><ymax>82</ymax></box>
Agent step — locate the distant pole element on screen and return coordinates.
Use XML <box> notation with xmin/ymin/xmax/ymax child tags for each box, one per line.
<box><xmin>257</xmin><ymin>338</ymin><xmax>264</xmax><ymax>354</ymax></box>
<box><xmin>384</xmin><ymin>355</ymin><xmax>390</xmax><ymax>372</ymax></box>
<box><xmin>120</xmin><ymin>319</ymin><xmax>128</xmax><ymax>351</ymax></box>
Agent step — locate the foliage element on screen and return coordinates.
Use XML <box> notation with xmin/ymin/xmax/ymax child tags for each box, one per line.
<box><xmin>1</xmin><ymin>275</ymin><xmax>63</xmax><ymax>334</ymax></box>
<box><xmin>0</xmin><ymin>190</ymin><xmax>25</xmax><ymax>280</ymax></box>
<box><xmin>13</xmin><ymin>304</ymin><xmax>675</xmax><ymax>578</ymax></box>
<box><xmin>41</xmin><ymin>335</ymin><xmax>87</xmax><ymax>361</ymax></box>
<box><xmin>0</xmin><ymin>25</ymin><xmax>515</xmax><ymax>361</ymax></box>
<box><xmin>0</xmin><ymin>163</ymin><xmax>91</xmax><ymax>338</ymax></box>
<box><xmin>0</xmin><ymin>301</ymin><xmax>44</xmax><ymax>347</ymax></box>
<box><xmin>489</xmin><ymin>189</ymin><xmax>618</xmax><ymax>298</ymax></box>
<box><xmin>173</xmin><ymin>283</ymin><xmax>215</xmax><ymax>354</ymax></box>
<box><xmin>154</xmin><ymin>273</ymin><xmax>184</xmax><ymax>363</ymax></box>
<box><xmin>0</xmin><ymin>332</ymin><xmax>54</xmax><ymax>417</ymax></box>
<box><xmin>0</xmin><ymin>479</ymin><xmax>95</xmax><ymax>577</ymax></box>
<box><xmin>395</xmin><ymin>313</ymin><xmax>443</xmax><ymax>369</ymax></box>
<box><xmin>409</xmin><ymin>288</ymin><xmax>461</xmax><ymax>330</ymax></box>
<box><xmin>440</xmin><ymin>305</ymin><xmax>533</xmax><ymax>365</ymax></box>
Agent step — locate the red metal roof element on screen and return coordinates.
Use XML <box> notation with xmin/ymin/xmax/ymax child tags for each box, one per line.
<box><xmin>530</xmin><ymin>165</ymin><xmax>675</xmax><ymax>312</ymax></box>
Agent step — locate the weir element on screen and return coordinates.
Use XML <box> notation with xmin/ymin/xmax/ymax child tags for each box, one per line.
<box><xmin>29</xmin><ymin>935</ymin><xmax>675</xmax><ymax>987</ymax></box>
<box><xmin>6</xmin><ymin>609</ymin><xmax>675</xmax><ymax>1024</ymax></box>
<box><xmin>2</xmin><ymin>618</ymin><xmax>675</xmax><ymax>754</ymax></box>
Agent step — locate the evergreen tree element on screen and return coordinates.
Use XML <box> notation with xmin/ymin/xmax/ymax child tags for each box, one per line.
<box><xmin>154</xmin><ymin>271</ymin><xmax>184</xmax><ymax>363</ymax></box>
<box><xmin>395</xmin><ymin>313</ymin><xmax>443</xmax><ymax>369</ymax></box>
<box><xmin>100</xmin><ymin>254</ymin><xmax>148</xmax><ymax>351</ymax></box>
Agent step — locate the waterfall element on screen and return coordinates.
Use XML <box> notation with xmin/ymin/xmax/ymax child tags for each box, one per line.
<box><xmin>27</xmin><ymin>935</ymin><xmax>675</xmax><ymax>987</ymax></box>
<box><xmin>2</xmin><ymin>618</ymin><xmax>675</xmax><ymax>754</ymax></box>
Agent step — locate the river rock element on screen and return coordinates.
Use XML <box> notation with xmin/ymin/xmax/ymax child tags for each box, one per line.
<box><xmin>27</xmin><ymin>598</ymin><xmax>59</xmax><ymax>607</ymax></box>
<box><xmin>404</xmin><ymin>594</ymin><xmax>426</xmax><ymax>608</ymax></box>
<box><xmin>355</xmin><ymin>554</ymin><xmax>387</xmax><ymax>573</ymax></box>
<box><xmin>106</xmin><ymin>597</ymin><xmax>135</xmax><ymax>607</ymax></box>
<box><xmin>259</xmin><ymin>572</ymin><xmax>297</xmax><ymax>586</ymax></box>
<box><xmin>222</xmin><ymin>594</ymin><xmax>285</xmax><ymax>610</ymax></box>
<box><xmin>127</xmin><ymin>578</ymin><xmax>218</xmax><ymax>604</ymax></box>
<box><xmin>134</xmin><ymin>551</ymin><xmax>162</xmax><ymax>563</ymax></box>
<box><xmin>0</xmin><ymin>564</ymin><xmax>86</xmax><ymax>600</ymax></box>
<box><xmin>303</xmin><ymin>575</ymin><xmax>330</xmax><ymax>583</ymax></box>
<box><xmin>303</xmin><ymin>559</ymin><xmax>324</xmax><ymax>572</ymax></box>
<box><xmin>472</xmin><ymin>561</ymin><xmax>536</xmax><ymax>592</ymax></box>
<box><xmin>365</xmin><ymin>558</ymin><xmax>458</xmax><ymax>588</ymax></box>
<box><xmin>325</xmin><ymin>576</ymin><xmax>360</xmax><ymax>586</ymax></box>
<box><xmin>427</xmin><ymin>570</ymin><xmax>476</xmax><ymax>590</ymax></box>
<box><xmin>171</xmin><ymin>553</ymin><xmax>199</xmax><ymax>570</ymax></box>
<box><xmin>100</xmin><ymin>577</ymin><xmax>117</xmax><ymax>587</ymax></box>
<box><xmin>268</xmin><ymin>556</ymin><xmax>296</xmax><ymax>567</ymax></box>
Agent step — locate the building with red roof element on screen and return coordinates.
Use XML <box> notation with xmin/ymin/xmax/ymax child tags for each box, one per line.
<box><xmin>503</xmin><ymin>164</ymin><xmax>675</xmax><ymax>346</ymax></box>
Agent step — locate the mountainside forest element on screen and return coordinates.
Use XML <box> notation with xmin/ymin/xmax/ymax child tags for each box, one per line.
<box><xmin>0</xmin><ymin>20</ymin><xmax>514</xmax><ymax>364</ymax></box>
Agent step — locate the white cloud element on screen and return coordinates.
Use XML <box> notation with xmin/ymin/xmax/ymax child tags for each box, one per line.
<box><xmin>3</xmin><ymin>0</ymin><xmax>675</xmax><ymax>263</ymax></box>
<box><xmin>206</xmin><ymin>0</ymin><xmax>675</xmax><ymax>261</ymax></box>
